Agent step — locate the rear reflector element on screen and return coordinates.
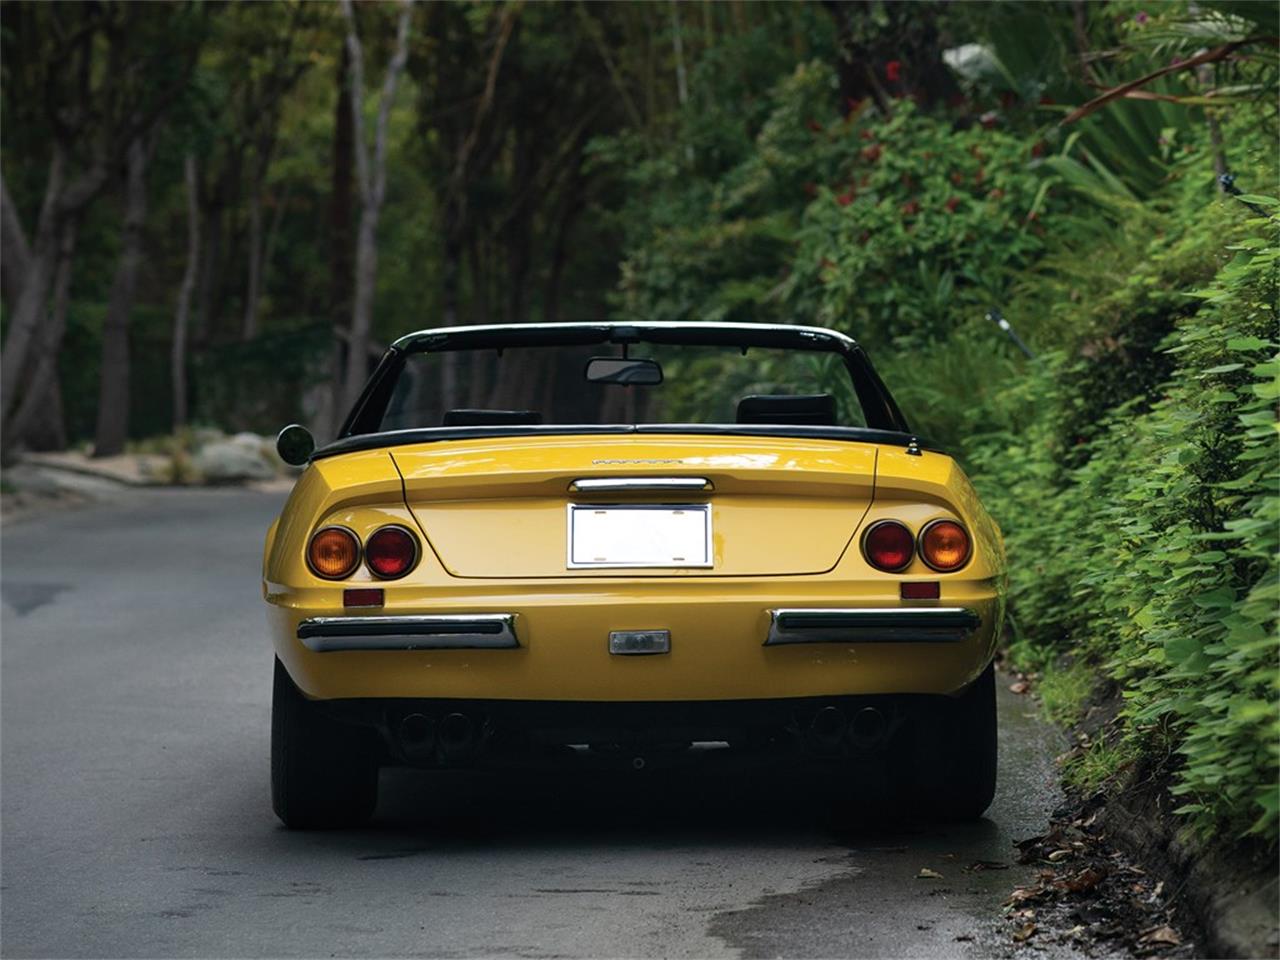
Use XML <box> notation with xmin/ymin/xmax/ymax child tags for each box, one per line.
<box><xmin>344</xmin><ymin>588</ymin><xmax>385</xmax><ymax>608</ymax></box>
<box><xmin>901</xmin><ymin>581</ymin><xmax>940</xmax><ymax>600</ymax></box>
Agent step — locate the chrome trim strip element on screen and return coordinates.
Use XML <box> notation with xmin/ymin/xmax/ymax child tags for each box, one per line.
<box><xmin>765</xmin><ymin>607</ymin><xmax>981</xmax><ymax>645</ymax></box>
<box><xmin>569</xmin><ymin>477</ymin><xmax>712</xmax><ymax>493</ymax></box>
<box><xmin>297</xmin><ymin>614</ymin><xmax>519</xmax><ymax>652</ymax></box>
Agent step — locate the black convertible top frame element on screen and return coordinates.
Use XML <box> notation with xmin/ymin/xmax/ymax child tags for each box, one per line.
<box><xmin>320</xmin><ymin>321</ymin><xmax>926</xmax><ymax>461</ymax></box>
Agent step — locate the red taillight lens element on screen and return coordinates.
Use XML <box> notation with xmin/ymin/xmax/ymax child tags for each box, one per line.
<box><xmin>307</xmin><ymin>526</ymin><xmax>359</xmax><ymax>579</ymax></box>
<box><xmin>919</xmin><ymin>519</ymin><xmax>971</xmax><ymax>572</ymax></box>
<box><xmin>365</xmin><ymin>525</ymin><xmax>418</xmax><ymax>579</ymax></box>
<box><xmin>862</xmin><ymin>520</ymin><xmax>915</xmax><ymax>572</ymax></box>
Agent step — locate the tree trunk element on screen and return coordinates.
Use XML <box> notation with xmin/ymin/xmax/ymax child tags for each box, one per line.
<box><xmin>0</xmin><ymin>148</ymin><xmax>66</xmax><ymax>425</ymax></box>
<box><xmin>341</xmin><ymin>212</ymin><xmax>380</xmax><ymax>411</ymax></box>
<box><xmin>241</xmin><ymin>181</ymin><xmax>264</xmax><ymax>340</ymax></box>
<box><xmin>0</xmin><ymin>172</ymin><xmax>32</xmax><ymax>311</ymax></box>
<box><xmin>328</xmin><ymin>42</ymin><xmax>356</xmax><ymax>434</ymax></box>
<box><xmin>338</xmin><ymin>0</ymin><xmax>413</xmax><ymax>415</ymax></box>
<box><xmin>8</xmin><ymin>214</ymin><xmax>80</xmax><ymax>455</ymax></box>
<box><xmin>93</xmin><ymin>138</ymin><xmax>150</xmax><ymax>458</ymax></box>
<box><xmin>173</xmin><ymin>155</ymin><xmax>200</xmax><ymax>431</ymax></box>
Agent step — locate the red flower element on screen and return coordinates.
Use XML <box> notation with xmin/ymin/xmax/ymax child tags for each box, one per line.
<box><xmin>950</xmin><ymin>171</ymin><xmax>965</xmax><ymax>186</ymax></box>
<box><xmin>885</xmin><ymin>60</ymin><xmax>902</xmax><ymax>83</ymax></box>
<box><xmin>806</xmin><ymin>118</ymin><xmax>824</xmax><ymax>133</ymax></box>
<box><xmin>901</xmin><ymin>199</ymin><xmax>920</xmax><ymax>217</ymax></box>
<box><xmin>836</xmin><ymin>190</ymin><xmax>855</xmax><ymax>207</ymax></box>
<box><xmin>860</xmin><ymin>144</ymin><xmax>882</xmax><ymax>163</ymax></box>
<box><xmin>944</xmin><ymin>196</ymin><xmax>961</xmax><ymax>213</ymax></box>
<box><xmin>1030</xmin><ymin>141</ymin><xmax>1046</xmax><ymax>158</ymax></box>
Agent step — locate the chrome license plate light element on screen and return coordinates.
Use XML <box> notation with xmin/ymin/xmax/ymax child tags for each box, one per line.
<box><xmin>609</xmin><ymin>630</ymin><xmax>671</xmax><ymax>656</ymax></box>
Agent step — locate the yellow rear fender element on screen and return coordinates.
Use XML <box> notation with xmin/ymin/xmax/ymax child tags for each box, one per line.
<box><xmin>265</xmin><ymin>450</ymin><xmax>416</xmax><ymax>591</ymax></box>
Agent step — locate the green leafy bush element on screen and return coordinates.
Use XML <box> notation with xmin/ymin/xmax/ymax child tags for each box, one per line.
<box><xmin>970</xmin><ymin>195</ymin><xmax>1279</xmax><ymax>841</ymax></box>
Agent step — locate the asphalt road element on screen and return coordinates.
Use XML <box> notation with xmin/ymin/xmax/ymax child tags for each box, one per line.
<box><xmin>2</xmin><ymin>487</ymin><xmax>1079</xmax><ymax>958</ymax></box>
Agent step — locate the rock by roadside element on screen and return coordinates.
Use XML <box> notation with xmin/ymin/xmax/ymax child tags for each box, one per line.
<box><xmin>0</xmin><ymin>461</ymin><xmax>129</xmax><ymax>524</ymax></box>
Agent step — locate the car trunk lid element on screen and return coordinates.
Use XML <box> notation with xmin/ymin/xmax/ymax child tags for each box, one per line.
<box><xmin>392</xmin><ymin>434</ymin><xmax>876</xmax><ymax>578</ymax></box>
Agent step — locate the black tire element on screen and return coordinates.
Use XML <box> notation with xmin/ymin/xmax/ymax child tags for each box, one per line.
<box><xmin>271</xmin><ymin>658</ymin><xmax>378</xmax><ymax>829</ymax></box>
<box><xmin>896</xmin><ymin>663</ymin><xmax>997</xmax><ymax>821</ymax></box>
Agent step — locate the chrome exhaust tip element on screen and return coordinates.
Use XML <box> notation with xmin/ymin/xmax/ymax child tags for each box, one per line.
<box><xmin>848</xmin><ymin>707</ymin><xmax>887</xmax><ymax>748</ymax></box>
<box><xmin>439</xmin><ymin>712</ymin><xmax>476</xmax><ymax>755</ymax></box>
<box><xmin>809</xmin><ymin>706</ymin><xmax>847</xmax><ymax>748</ymax></box>
<box><xmin>398</xmin><ymin>713</ymin><xmax>436</xmax><ymax>758</ymax></box>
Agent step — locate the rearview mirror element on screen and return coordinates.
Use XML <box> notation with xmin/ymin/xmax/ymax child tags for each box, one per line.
<box><xmin>276</xmin><ymin>424</ymin><xmax>315</xmax><ymax>466</ymax></box>
<box><xmin>584</xmin><ymin>357</ymin><xmax>663</xmax><ymax>386</ymax></box>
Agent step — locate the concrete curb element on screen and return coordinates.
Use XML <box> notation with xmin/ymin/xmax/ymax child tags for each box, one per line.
<box><xmin>1097</xmin><ymin>779</ymin><xmax>1279</xmax><ymax>959</ymax></box>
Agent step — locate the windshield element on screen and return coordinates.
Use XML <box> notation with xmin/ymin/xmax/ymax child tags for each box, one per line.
<box><xmin>379</xmin><ymin>345</ymin><xmax>868</xmax><ymax>431</ymax></box>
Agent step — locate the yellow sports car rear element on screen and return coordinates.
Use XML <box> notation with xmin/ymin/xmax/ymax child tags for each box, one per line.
<box><xmin>263</xmin><ymin>322</ymin><xmax>1006</xmax><ymax>828</ymax></box>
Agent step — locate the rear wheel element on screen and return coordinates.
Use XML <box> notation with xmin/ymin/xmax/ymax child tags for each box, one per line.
<box><xmin>895</xmin><ymin>664</ymin><xmax>997</xmax><ymax>821</ymax></box>
<box><xmin>271</xmin><ymin>658</ymin><xmax>378</xmax><ymax>829</ymax></box>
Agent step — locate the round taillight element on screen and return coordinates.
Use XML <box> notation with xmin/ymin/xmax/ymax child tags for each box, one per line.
<box><xmin>365</xmin><ymin>525</ymin><xmax>419</xmax><ymax>579</ymax></box>
<box><xmin>862</xmin><ymin>520</ymin><xmax>915</xmax><ymax>572</ymax></box>
<box><xmin>307</xmin><ymin>526</ymin><xmax>360</xmax><ymax>579</ymax></box>
<box><xmin>919</xmin><ymin>519</ymin><xmax>972</xmax><ymax>572</ymax></box>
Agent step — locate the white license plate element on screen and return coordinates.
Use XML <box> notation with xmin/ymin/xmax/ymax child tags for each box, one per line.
<box><xmin>567</xmin><ymin>504</ymin><xmax>712</xmax><ymax>569</ymax></box>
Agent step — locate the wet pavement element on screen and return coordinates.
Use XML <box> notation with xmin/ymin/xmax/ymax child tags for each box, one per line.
<box><xmin>2</xmin><ymin>487</ymin><xmax>1086</xmax><ymax>957</ymax></box>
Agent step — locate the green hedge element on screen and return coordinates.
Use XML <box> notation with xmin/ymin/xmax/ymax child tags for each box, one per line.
<box><xmin>969</xmin><ymin>197</ymin><xmax>1279</xmax><ymax>841</ymax></box>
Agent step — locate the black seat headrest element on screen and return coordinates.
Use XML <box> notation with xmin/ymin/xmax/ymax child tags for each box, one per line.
<box><xmin>736</xmin><ymin>394</ymin><xmax>836</xmax><ymax>426</ymax></box>
<box><xmin>443</xmin><ymin>409</ymin><xmax>542</xmax><ymax>427</ymax></box>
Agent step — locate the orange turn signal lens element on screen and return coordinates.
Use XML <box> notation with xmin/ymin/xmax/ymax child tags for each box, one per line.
<box><xmin>307</xmin><ymin>526</ymin><xmax>360</xmax><ymax>579</ymax></box>
<box><xmin>919</xmin><ymin>520</ymin><xmax>971</xmax><ymax>572</ymax></box>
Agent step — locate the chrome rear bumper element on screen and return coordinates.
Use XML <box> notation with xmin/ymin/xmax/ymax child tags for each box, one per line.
<box><xmin>298</xmin><ymin>614</ymin><xmax>519</xmax><ymax>652</ymax></box>
<box><xmin>766</xmin><ymin>608</ymin><xmax>981</xmax><ymax>645</ymax></box>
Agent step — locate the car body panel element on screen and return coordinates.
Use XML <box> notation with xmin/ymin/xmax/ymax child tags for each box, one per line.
<box><xmin>264</xmin><ymin>434</ymin><xmax>1004</xmax><ymax>703</ymax></box>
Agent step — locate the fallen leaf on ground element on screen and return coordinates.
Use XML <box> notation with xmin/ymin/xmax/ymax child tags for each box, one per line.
<box><xmin>1009</xmin><ymin>681</ymin><xmax>1030</xmax><ymax>694</ymax></box>
<box><xmin>954</xmin><ymin>934</ymin><xmax>973</xmax><ymax>942</ymax></box>
<box><xmin>1012</xmin><ymin>922</ymin><xmax>1037</xmax><ymax>942</ymax></box>
<box><xmin>965</xmin><ymin>859</ymin><xmax>1010</xmax><ymax>872</ymax></box>
<box><xmin>1047</xmin><ymin>849</ymin><xmax>1073</xmax><ymax>862</ymax></box>
<box><xmin>917</xmin><ymin>868</ymin><xmax>944</xmax><ymax>879</ymax></box>
<box><xmin>1140</xmin><ymin>925</ymin><xmax>1182</xmax><ymax>946</ymax></box>
<box><xmin>1058</xmin><ymin>866</ymin><xmax>1106</xmax><ymax>894</ymax></box>
<box><xmin>1005</xmin><ymin>886</ymin><xmax>1043</xmax><ymax>906</ymax></box>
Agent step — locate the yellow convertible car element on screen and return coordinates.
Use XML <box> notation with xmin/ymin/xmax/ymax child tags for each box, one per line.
<box><xmin>263</xmin><ymin>321</ymin><xmax>1004</xmax><ymax>828</ymax></box>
